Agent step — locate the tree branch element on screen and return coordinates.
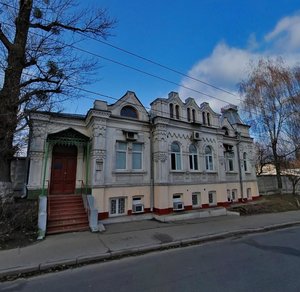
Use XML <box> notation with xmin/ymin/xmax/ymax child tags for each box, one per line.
<box><xmin>0</xmin><ymin>24</ymin><xmax>12</xmax><ymax>50</ymax></box>
<box><xmin>19</xmin><ymin>87</ymin><xmax>62</xmax><ymax>104</ymax></box>
<box><xmin>20</xmin><ymin>77</ymin><xmax>60</xmax><ymax>88</ymax></box>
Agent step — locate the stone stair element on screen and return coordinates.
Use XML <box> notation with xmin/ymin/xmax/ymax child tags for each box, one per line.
<box><xmin>47</xmin><ymin>195</ymin><xmax>89</xmax><ymax>235</ymax></box>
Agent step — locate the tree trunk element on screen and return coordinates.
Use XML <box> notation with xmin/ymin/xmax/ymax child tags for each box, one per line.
<box><xmin>0</xmin><ymin>0</ymin><xmax>33</xmax><ymax>199</ymax></box>
<box><xmin>271</xmin><ymin>142</ymin><xmax>282</xmax><ymax>194</ymax></box>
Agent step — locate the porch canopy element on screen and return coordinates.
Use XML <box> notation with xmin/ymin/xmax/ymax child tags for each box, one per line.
<box><xmin>42</xmin><ymin>128</ymin><xmax>90</xmax><ymax>196</ymax></box>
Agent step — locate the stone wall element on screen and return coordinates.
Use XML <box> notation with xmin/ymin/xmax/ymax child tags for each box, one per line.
<box><xmin>257</xmin><ymin>175</ymin><xmax>300</xmax><ymax>195</ymax></box>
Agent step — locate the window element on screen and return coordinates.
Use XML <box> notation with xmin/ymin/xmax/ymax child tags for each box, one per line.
<box><xmin>202</xmin><ymin>112</ymin><xmax>206</xmax><ymax>124</ymax></box>
<box><xmin>171</xmin><ymin>142</ymin><xmax>182</xmax><ymax>170</ymax></box>
<box><xmin>120</xmin><ymin>106</ymin><xmax>138</xmax><ymax>119</ymax></box>
<box><xmin>232</xmin><ymin>189</ymin><xmax>238</xmax><ymax>201</ymax></box>
<box><xmin>169</xmin><ymin>103</ymin><xmax>174</xmax><ymax>118</ymax></box>
<box><xmin>225</xmin><ymin>152</ymin><xmax>234</xmax><ymax>171</ymax></box>
<box><xmin>205</xmin><ymin>146</ymin><xmax>213</xmax><ymax>171</ymax></box>
<box><xmin>187</xmin><ymin>108</ymin><xmax>191</xmax><ymax>122</ymax></box>
<box><xmin>110</xmin><ymin>197</ymin><xmax>126</xmax><ymax>216</ymax></box>
<box><xmin>243</xmin><ymin>152</ymin><xmax>248</xmax><ymax>172</ymax></box>
<box><xmin>207</xmin><ymin>113</ymin><xmax>211</xmax><ymax>126</ymax></box>
<box><xmin>227</xmin><ymin>189</ymin><xmax>232</xmax><ymax>202</ymax></box>
<box><xmin>132</xmin><ymin>143</ymin><xmax>142</xmax><ymax>170</ymax></box>
<box><xmin>116</xmin><ymin>142</ymin><xmax>127</xmax><ymax>169</ymax></box>
<box><xmin>189</xmin><ymin>144</ymin><xmax>198</xmax><ymax>170</ymax></box>
<box><xmin>192</xmin><ymin>109</ymin><xmax>196</xmax><ymax>122</ymax></box>
<box><xmin>208</xmin><ymin>191</ymin><xmax>216</xmax><ymax>205</ymax></box>
<box><xmin>192</xmin><ymin>192</ymin><xmax>201</xmax><ymax>207</ymax></box>
<box><xmin>247</xmin><ymin>188</ymin><xmax>252</xmax><ymax>199</ymax></box>
<box><xmin>116</xmin><ymin>142</ymin><xmax>143</xmax><ymax>170</ymax></box>
<box><xmin>175</xmin><ymin>105</ymin><xmax>180</xmax><ymax>119</ymax></box>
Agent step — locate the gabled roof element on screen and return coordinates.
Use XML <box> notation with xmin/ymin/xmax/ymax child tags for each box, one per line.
<box><xmin>108</xmin><ymin>91</ymin><xmax>148</xmax><ymax>115</ymax></box>
<box><xmin>200</xmin><ymin>102</ymin><xmax>220</xmax><ymax>116</ymax></box>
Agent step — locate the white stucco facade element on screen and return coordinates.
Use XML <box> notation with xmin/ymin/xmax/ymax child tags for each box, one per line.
<box><xmin>27</xmin><ymin>91</ymin><xmax>259</xmax><ymax>219</ymax></box>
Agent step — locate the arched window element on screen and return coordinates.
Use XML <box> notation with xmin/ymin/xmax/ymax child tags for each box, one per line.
<box><xmin>207</xmin><ymin>112</ymin><xmax>211</xmax><ymax>126</ymax></box>
<box><xmin>120</xmin><ymin>106</ymin><xmax>138</xmax><ymax>119</ymax></box>
<box><xmin>202</xmin><ymin>112</ymin><xmax>206</xmax><ymax>125</ymax></box>
<box><xmin>243</xmin><ymin>152</ymin><xmax>248</xmax><ymax>172</ymax></box>
<box><xmin>205</xmin><ymin>146</ymin><xmax>213</xmax><ymax>171</ymax></box>
<box><xmin>171</xmin><ymin>142</ymin><xmax>181</xmax><ymax>170</ymax></box>
<box><xmin>169</xmin><ymin>103</ymin><xmax>174</xmax><ymax>119</ymax></box>
<box><xmin>175</xmin><ymin>105</ymin><xmax>180</xmax><ymax>119</ymax></box>
<box><xmin>187</xmin><ymin>108</ymin><xmax>191</xmax><ymax>122</ymax></box>
<box><xmin>189</xmin><ymin>144</ymin><xmax>198</xmax><ymax>170</ymax></box>
<box><xmin>192</xmin><ymin>109</ymin><xmax>196</xmax><ymax>122</ymax></box>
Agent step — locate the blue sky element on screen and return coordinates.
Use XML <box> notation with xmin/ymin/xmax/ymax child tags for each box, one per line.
<box><xmin>68</xmin><ymin>0</ymin><xmax>300</xmax><ymax>115</ymax></box>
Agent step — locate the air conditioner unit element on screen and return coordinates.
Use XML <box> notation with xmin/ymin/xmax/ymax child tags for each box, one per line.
<box><xmin>126</xmin><ymin>131</ymin><xmax>137</xmax><ymax>141</ymax></box>
<box><xmin>132</xmin><ymin>204</ymin><xmax>144</xmax><ymax>213</ymax></box>
<box><xmin>193</xmin><ymin>131</ymin><xmax>201</xmax><ymax>140</ymax></box>
<box><xmin>173</xmin><ymin>201</ymin><xmax>184</xmax><ymax>211</ymax></box>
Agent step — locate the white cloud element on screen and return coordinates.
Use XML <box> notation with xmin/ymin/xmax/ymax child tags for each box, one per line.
<box><xmin>265</xmin><ymin>14</ymin><xmax>300</xmax><ymax>51</ymax></box>
<box><xmin>178</xmin><ymin>13</ymin><xmax>300</xmax><ymax>113</ymax></box>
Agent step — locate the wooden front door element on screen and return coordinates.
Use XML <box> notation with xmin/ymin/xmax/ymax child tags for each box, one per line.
<box><xmin>50</xmin><ymin>145</ymin><xmax>77</xmax><ymax>195</ymax></box>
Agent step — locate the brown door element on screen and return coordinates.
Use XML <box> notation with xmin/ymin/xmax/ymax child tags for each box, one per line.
<box><xmin>50</xmin><ymin>145</ymin><xmax>77</xmax><ymax>195</ymax></box>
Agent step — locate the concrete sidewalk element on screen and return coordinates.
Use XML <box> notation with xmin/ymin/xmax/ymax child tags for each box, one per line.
<box><xmin>1</xmin><ymin>210</ymin><xmax>300</xmax><ymax>280</ymax></box>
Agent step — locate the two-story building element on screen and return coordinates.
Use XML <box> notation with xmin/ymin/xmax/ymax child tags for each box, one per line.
<box><xmin>27</xmin><ymin>91</ymin><xmax>259</xmax><ymax>234</ymax></box>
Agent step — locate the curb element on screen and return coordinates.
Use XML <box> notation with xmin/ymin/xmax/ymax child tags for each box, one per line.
<box><xmin>1</xmin><ymin>221</ymin><xmax>300</xmax><ymax>281</ymax></box>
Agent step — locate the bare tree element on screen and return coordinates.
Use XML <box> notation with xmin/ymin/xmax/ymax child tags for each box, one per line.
<box><xmin>240</xmin><ymin>58</ymin><xmax>300</xmax><ymax>193</ymax></box>
<box><xmin>254</xmin><ymin>142</ymin><xmax>273</xmax><ymax>175</ymax></box>
<box><xmin>0</xmin><ymin>0</ymin><xmax>114</xmax><ymax>197</ymax></box>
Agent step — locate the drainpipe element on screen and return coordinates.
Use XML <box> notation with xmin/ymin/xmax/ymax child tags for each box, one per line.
<box><xmin>85</xmin><ymin>142</ymin><xmax>90</xmax><ymax>195</ymax></box>
<box><xmin>150</xmin><ymin>118</ymin><xmax>154</xmax><ymax>212</ymax></box>
<box><xmin>41</xmin><ymin>141</ymin><xmax>49</xmax><ymax>196</ymax></box>
<box><xmin>236</xmin><ymin>132</ymin><xmax>244</xmax><ymax>201</ymax></box>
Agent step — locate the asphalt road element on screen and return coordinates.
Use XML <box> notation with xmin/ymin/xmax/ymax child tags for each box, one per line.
<box><xmin>2</xmin><ymin>226</ymin><xmax>300</xmax><ymax>292</ymax></box>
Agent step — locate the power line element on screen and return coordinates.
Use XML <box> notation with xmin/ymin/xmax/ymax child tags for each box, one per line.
<box><xmin>0</xmin><ymin>70</ymin><xmax>253</xmax><ymax>124</ymax></box>
<box><xmin>0</xmin><ymin>1</ymin><xmax>236</xmax><ymax>97</ymax></box>
<box><xmin>0</xmin><ymin>2</ymin><xmax>241</xmax><ymax>107</ymax></box>
<box><xmin>75</xmin><ymin>32</ymin><xmax>237</xmax><ymax>97</ymax></box>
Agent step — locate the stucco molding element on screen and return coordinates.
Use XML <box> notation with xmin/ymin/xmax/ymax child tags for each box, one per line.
<box><xmin>29</xmin><ymin>151</ymin><xmax>44</xmax><ymax>162</ymax></box>
<box><xmin>153</xmin><ymin>152</ymin><xmax>168</xmax><ymax>162</ymax></box>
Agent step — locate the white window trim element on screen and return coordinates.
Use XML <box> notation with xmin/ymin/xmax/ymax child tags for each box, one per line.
<box><xmin>192</xmin><ymin>192</ymin><xmax>201</xmax><ymax>208</ymax></box>
<box><xmin>109</xmin><ymin>197</ymin><xmax>126</xmax><ymax>217</ymax></box>
<box><xmin>205</xmin><ymin>146</ymin><xmax>214</xmax><ymax>171</ymax></box>
<box><xmin>132</xmin><ymin>142</ymin><xmax>143</xmax><ymax>170</ymax></box>
<box><xmin>170</xmin><ymin>142</ymin><xmax>182</xmax><ymax>171</ymax></box>
<box><xmin>116</xmin><ymin>141</ymin><xmax>127</xmax><ymax>170</ymax></box>
<box><xmin>208</xmin><ymin>191</ymin><xmax>217</xmax><ymax>206</ymax></box>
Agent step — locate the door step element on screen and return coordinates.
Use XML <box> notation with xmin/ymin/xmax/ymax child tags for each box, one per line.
<box><xmin>47</xmin><ymin>195</ymin><xmax>89</xmax><ymax>235</ymax></box>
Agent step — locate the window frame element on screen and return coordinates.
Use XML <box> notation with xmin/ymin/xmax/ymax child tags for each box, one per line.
<box><xmin>171</xmin><ymin>142</ymin><xmax>182</xmax><ymax>171</ymax></box>
<box><xmin>169</xmin><ymin>103</ymin><xmax>174</xmax><ymax>119</ymax></box>
<box><xmin>110</xmin><ymin>197</ymin><xmax>126</xmax><ymax>216</ymax></box>
<box><xmin>243</xmin><ymin>152</ymin><xmax>248</xmax><ymax>172</ymax></box>
<box><xmin>225</xmin><ymin>151</ymin><xmax>235</xmax><ymax>172</ymax></box>
<box><xmin>208</xmin><ymin>191</ymin><xmax>217</xmax><ymax>206</ymax></box>
<box><xmin>132</xmin><ymin>142</ymin><xmax>143</xmax><ymax>170</ymax></box>
<box><xmin>116</xmin><ymin>141</ymin><xmax>127</xmax><ymax>170</ymax></box>
<box><xmin>205</xmin><ymin>146</ymin><xmax>214</xmax><ymax>171</ymax></box>
<box><xmin>192</xmin><ymin>192</ymin><xmax>201</xmax><ymax>208</ymax></box>
<box><xmin>189</xmin><ymin>144</ymin><xmax>199</xmax><ymax>171</ymax></box>
<box><xmin>120</xmin><ymin>105</ymin><xmax>138</xmax><ymax>119</ymax></box>
<box><xmin>187</xmin><ymin>108</ymin><xmax>191</xmax><ymax>122</ymax></box>
<box><xmin>175</xmin><ymin>104</ymin><xmax>180</xmax><ymax>119</ymax></box>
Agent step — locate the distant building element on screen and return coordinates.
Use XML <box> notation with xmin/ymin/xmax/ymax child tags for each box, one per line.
<box><xmin>27</xmin><ymin>91</ymin><xmax>259</xmax><ymax>223</ymax></box>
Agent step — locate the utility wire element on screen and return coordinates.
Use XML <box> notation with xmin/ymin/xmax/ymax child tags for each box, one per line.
<box><xmin>0</xmin><ymin>1</ymin><xmax>236</xmax><ymax>97</ymax></box>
